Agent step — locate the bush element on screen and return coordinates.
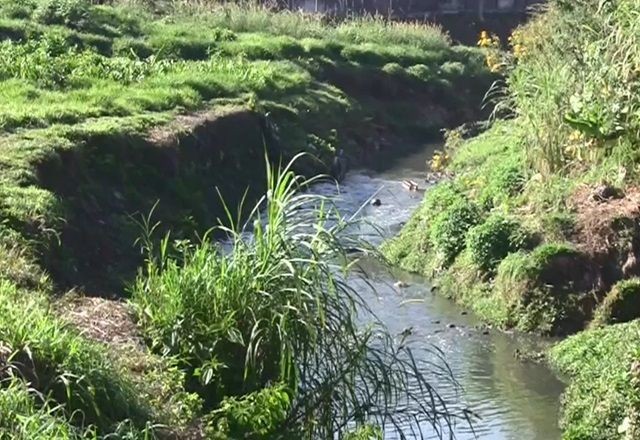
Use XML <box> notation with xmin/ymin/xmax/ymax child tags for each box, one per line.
<box><xmin>382</xmin><ymin>62</ymin><xmax>405</xmax><ymax>76</ymax></box>
<box><xmin>592</xmin><ymin>278</ymin><xmax>640</xmax><ymax>327</ymax></box>
<box><xmin>32</xmin><ymin>0</ymin><xmax>90</xmax><ymax>28</ymax></box>
<box><xmin>206</xmin><ymin>384</ymin><xmax>291</xmax><ymax>439</ymax></box>
<box><xmin>439</xmin><ymin>61</ymin><xmax>465</xmax><ymax>79</ymax></box>
<box><xmin>406</xmin><ymin>63</ymin><xmax>434</xmax><ymax>82</ymax></box>
<box><xmin>429</xmin><ymin>197</ymin><xmax>481</xmax><ymax>267</ymax></box>
<box><xmin>466</xmin><ymin>215</ymin><xmax>531</xmax><ymax>274</ymax></box>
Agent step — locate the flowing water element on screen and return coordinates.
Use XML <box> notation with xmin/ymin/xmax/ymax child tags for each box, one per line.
<box><xmin>311</xmin><ymin>144</ymin><xmax>565</xmax><ymax>440</ymax></box>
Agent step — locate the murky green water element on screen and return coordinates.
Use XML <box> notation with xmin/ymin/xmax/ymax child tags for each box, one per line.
<box><xmin>312</xmin><ymin>144</ymin><xmax>564</xmax><ymax>439</ymax></box>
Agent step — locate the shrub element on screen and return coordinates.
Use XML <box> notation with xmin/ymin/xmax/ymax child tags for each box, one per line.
<box><xmin>32</xmin><ymin>0</ymin><xmax>90</xmax><ymax>28</ymax></box>
<box><xmin>466</xmin><ymin>215</ymin><xmax>531</xmax><ymax>274</ymax></box>
<box><xmin>439</xmin><ymin>61</ymin><xmax>465</xmax><ymax>79</ymax></box>
<box><xmin>592</xmin><ymin>278</ymin><xmax>640</xmax><ymax>327</ymax></box>
<box><xmin>429</xmin><ymin>197</ymin><xmax>481</xmax><ymax>267</ymax></box>
<box><xmin>406</xmin><ymin>63</ymin><xmax>434</xmax><ymax>82</ymax></box>
<box><xmin>205</xmin><ymin>384</ymin><xmax>291</xmax><ymax>439</ymax></box>
<box><xmin>381</xmin><ymin>62</ymin><xmax>405</xmax><ymax>76</ymax></box>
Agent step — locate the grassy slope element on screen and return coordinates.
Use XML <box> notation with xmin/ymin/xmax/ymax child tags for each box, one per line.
<box><xmin>385</xmin><ymin>0</ymin><xmax>640</xmax><ymax>437</ymax></box>
<box><xmin>0</xmin><ymin>1</ymin><xmax>492</xmax><ymax>438</ymax></box>
<box><xmin>0</xmin><ymin>0</ymin><xmax>493</xmax><ymax>291</ymax></box>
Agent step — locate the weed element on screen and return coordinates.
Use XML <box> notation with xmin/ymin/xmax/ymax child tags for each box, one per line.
<box><xmin>132</xmin><ymin>158</ymin><xmax>462</xmax><ymax>437</ymax></box>
<box><xmin>466</xmin><ymin>214</ymin><xmax>531</xmax><ymax>275</ymax></box>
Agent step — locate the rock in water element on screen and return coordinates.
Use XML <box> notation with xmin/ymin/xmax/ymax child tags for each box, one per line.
<box><xmin>370</xmin><ymin>198</ymin><xmax>382</xmax><ymax>206</ymax></box>
<box><xmin>394</xmin><ymin>281</ymin><xmax>409</xmax><ymax>288</ymax></box>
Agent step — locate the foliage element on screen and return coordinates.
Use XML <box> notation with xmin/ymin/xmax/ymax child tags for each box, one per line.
<box><xmin>205</xmin><ymin>384</ymin><xmax>291</xmax><ymax>439</ymax></box>
<box><xmin>592</xmin><ymin>278</ymin><xmax>640</xmax><ymax>327</ymax></box>
<box><xmin>550</xmin><ymin>321</ymin><xmax>640</xmax><ymax>440</ymax></box>
<box><xmin>132</xmin><ymin>158</ymin><xmax>461</xmax><ymax>438</ymax></box>
<box><xmin>33</xmin><ymin>0</ymin><xmax>89</xmax><ymax>28</ymax></box>
<box><xmin>406</xmin><ymin>63</ymin><xmax>434</xmax><ymax>82</ymax></box>
<box><xmin>503</xmin><ymin>0</ymin><xmax>640</xmax><ymax>174</ymax></box>
<box><xmin>466</xmin><ymin>214</ymin><xmax>531</xmax><ymax>274</ymax></box>
<box><xmin>0</xmin><ymin>280</ymin><xmax>150</xmax><ymax>434</ymax></box>
<box><xmin>428</xmin><ymin>196</ymin><xmax>481</xmax><ymax>267</ymax></box>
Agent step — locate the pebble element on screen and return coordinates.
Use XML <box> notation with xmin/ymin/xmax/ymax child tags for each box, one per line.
<box><xmin>447</xmin><ymin>323</ymin><xmax>456</xmax><ymax>329</ymax></box>
<box><xmin>482</xmin><ymin>329</ymin><xmax>490</xmax><ymax>335</ymax></box>
<box><xmin>460</xmin><ymin>311</ymin><xmax>468</xmax><ymax>315</ymax></box>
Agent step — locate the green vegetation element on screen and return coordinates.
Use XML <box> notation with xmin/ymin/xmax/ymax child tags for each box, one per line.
<box><xmin>131</xmin><ymin>162</ymin><xmax>460</xmax><ymax>438</ymax></box>
<box><xmin>550</xmin><ymin>321</ymin><xmax>640</xmax><ymax>440</ymax></box>
<box><xmin>592</xmin><ymin>278</ymin><xmax>640</xmax><ymax>328</ymax></box>
<box><xmin>385</xmin><ymin>0</ymin><xmax>640</xmax><ymax>437</ymax></box>
<box><xmin>0</xmin><ymin>0</ymin><xmax>492</xmax><ymax>437</ymax></box>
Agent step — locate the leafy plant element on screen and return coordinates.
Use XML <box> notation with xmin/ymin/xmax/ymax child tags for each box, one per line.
<box><xmin>429</xmin><ymin>197</ymin><xmax>481</xmax><ymax>267</ymax></box>
<box><xmin>466</xmin><ymin>215</ymin><xmax>531</xmax><ymax>274</ymax></box>
<box><xmin>205</xmin><ymin>384</ymin><xmax>291</xmax><ymax>439</ymax></box>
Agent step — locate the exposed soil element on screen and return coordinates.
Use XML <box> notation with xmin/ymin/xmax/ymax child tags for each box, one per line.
<box><xmin>571</xmin><ymin>184</ymin><xmax>640</xmax><ymax>258</ymax></box>
<box><xmin>55</xmin><ymin>295</ymin><xmax>143</xmax><ymax>347</ymax></box>
<box><xmin>570</xmin><ymin>184</ymin><xmax>640</xmax><ymax>289</ymax></box>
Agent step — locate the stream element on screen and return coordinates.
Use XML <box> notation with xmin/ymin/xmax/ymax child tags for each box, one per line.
<box><xmin>311</xmin><ymin>143</ymin><xmax>565</xmax><ymax>439</ymax></box>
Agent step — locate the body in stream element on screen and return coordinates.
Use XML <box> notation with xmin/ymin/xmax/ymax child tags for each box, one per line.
<box><xmin>312</xmin><ymin>144</ymin><xmax>564</xmax><ymax>439</ymax></box>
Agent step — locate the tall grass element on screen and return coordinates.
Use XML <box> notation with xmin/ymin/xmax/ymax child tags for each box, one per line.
<box><xmin>503</xmin><ymin>0</ymin><xmax>640</xmax><ymax>174</ymax></box>
<box><xmin>132</xmin><ymin>157</ymin><xmax>462</xmax><ymax>438</ymax></box>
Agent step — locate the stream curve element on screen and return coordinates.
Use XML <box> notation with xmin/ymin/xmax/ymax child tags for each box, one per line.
<box><xmin>312</xmin><ymin>143</ymin><xmax>564</xmax><ymax>440</ymax></box>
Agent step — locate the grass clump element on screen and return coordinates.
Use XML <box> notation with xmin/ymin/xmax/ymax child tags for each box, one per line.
<box><xmin>550</xmin><ymin>321</ymin><xmax>640</xmax><ymax>440</ymax></box>
<box><xmin>466</xmin><ymin>214</ymin><xmax>531</xmax><ymax>275</ymax></box>
<box><xmin>592</xmin><ymin>278</ymin><xmax>640</xmax><ymax>328</ymax></box>
<box><xmin>428</xmin><ymin>196</ymin><xmax>481</xmax><ymax>268</ymax></box>
<box><xmin>132</xmin><ymin>159</ymin><xmax>462</xmax><ymax>438</ymax></box>
<box><xmin>0</xmin><ymin>280</ymin><xmax>152</xmax><ymax>435</ymax></box>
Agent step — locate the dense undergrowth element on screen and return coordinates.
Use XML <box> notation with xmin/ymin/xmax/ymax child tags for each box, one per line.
<box><xmin>0</xmin><ymin>0</ymin><xmax>493</xmax><ymax>438</ymax></box>
<box><xmin>385</xmin><ymin>0</ymin><xmax>640</xmax><ymax>437</ymax></box>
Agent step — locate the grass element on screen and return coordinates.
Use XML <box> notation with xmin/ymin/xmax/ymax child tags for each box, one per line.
<box><xmin>385</xmin><ymin>0</ymin><xmax>640</xmax><ymax>437</ymax></box>
<box><xmin>131</xmin><ymin>157</ymin><xmax>464</xmax><ymax>437</ymax></box>
<box><xmin>0</xmin><ymin>0</ymin><xmax>494</xmax><ymax>437</ymax></box>
<box><xmin>0</xmin><ymin>0</ymin><xmax>492</xmax><ymax>290</ymax></box>
<box><xmin>550</xmin><ymin>321</ymin><xmax>640</xmax><ymax>439</ymax></box>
